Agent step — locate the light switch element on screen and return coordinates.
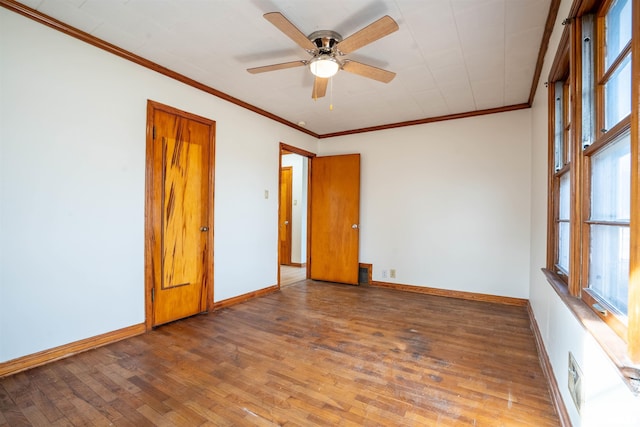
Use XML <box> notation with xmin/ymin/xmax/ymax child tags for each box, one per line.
<box><xmin>264</xmin><ymin>190</ymin><xmax>269</xmax><ymax>199</ymax></box>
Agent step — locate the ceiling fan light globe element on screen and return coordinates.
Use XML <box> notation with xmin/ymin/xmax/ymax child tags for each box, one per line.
<box><xmin>309</xmin><ymin>56</ymin><xmax>339</xmax><ymax>78</ymax></box>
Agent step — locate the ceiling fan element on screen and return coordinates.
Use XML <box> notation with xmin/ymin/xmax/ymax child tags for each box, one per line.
<box><xmin>247</xmin><ymin>12</ymin><xmax>399</xmax><ymax>99</ymax></box>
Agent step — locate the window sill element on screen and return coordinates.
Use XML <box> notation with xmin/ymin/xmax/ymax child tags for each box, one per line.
<box><xmin>541</xmin><ymin>268</ymin><xmax>640</xmax><ymax>395</ymax></box>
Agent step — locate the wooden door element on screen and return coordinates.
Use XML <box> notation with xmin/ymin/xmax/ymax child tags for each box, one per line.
<box><xmin>279</xmin><ymin>167</ymin><xmax>293</xmax><ymax>265</ymax></box>
<box><xmin>309</xmin><ymin>154</ymin><xmax>360</xmax><ymax>284</ymax></box>
<box><xmin>146</xmin><ymin>102</ymin><xmax>215</xmax><ymax>327</ymax></box>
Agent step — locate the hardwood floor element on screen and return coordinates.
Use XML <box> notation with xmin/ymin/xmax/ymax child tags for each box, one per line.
<box><xmin>0</xmin><ymin>281</ymin><xmax>559</xmax><ymax>426</ymax></box>
<box><xmin>280</xmin><ymin>265</ymin><xmax>307</xmax><ymax>287</ymax></box>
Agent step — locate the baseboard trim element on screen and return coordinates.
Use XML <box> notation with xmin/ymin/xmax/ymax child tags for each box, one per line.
<box><xmin>527</xmin><ymin>303</ymin><xmax>571</xmax><ymax>426</ymax></box>
<box><xmin>369</xmin><ymin>281</ymin><xmax>528</xmax><ymax>306</ymax></box>
<box><xmin>212</xmin><ymin>285</ymin><xmax>279</xmax><ymax>310</ymax></box>
<box><xmin>0</xmin><ymin>323</ymin><xmax>146</xmax><ymax>378</ymax></box>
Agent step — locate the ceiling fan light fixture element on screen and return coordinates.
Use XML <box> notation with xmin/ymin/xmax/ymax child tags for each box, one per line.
<box><xmin>309</xmin><ymin>55</ymin><xmax>339</xmax><ymax>78</ymax></box>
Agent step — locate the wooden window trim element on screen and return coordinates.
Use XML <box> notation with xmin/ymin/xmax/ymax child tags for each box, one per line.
<box><xmin>564</xmin><ymin>79</ymin><xmax>573</xmax><ymax>162</ymax></box>
<box><xmin>583</xmin><ymin>116</ymin><xmax>632</xmax><ymax>154</ymax></box>
<box><xmin>582</xmin><ymin>287</ymin><xmax>629</xmax><ymax>338</ymax></box>
<box><xmin>579</xmin><ymin>0</ymin><xmax>633</xmax><ymax>341</ymax></box>
<box><xmin>568</xmin><ymin>16</ymin><xmax>585</xmax><ymax>297</ymax></box>
<box><xmin>545</xmin><ymin>0</ymin><xmax>640</xmax><ymax>382</ymax></box>
<box><xmin>598</xmin><ymin>42</ymin><xmax>631</xmax><ymax>84</ymax></box>
<box><xmin>554</xmin><ymin>169</ymin><xmax>572</xmax><ymax>278</ymax></box>
<box><xmin>542</xmin><ymin>268</ymin><xmax>640</xmax><ymax>394</ymax></box>
<box><xmin>627</xmin><ymin>0</ymin><xmax>640</xmax><ymax>361</ymax></box>
<box><xmin>547</xmin><ymin>22</ymin><xmax>573</xmax><ymax>280</ymax></box>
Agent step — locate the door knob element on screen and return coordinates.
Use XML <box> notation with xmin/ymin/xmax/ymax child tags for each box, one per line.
<box><xmin>352</xmin><ymin>224</ymin><xmax>359</xmax><ymax>229</ymax></box>
<box><xmin>284</xmin><ymin>221</ymin><xmax>289</xmax><ymax>225</ymax></box>
<box><xmin>200</xmin><ymin>226</ymin><xmax>209</xmax><ymax>232</ymax></box>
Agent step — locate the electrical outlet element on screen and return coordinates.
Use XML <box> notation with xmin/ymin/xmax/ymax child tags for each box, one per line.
<box><xmin>568</xmin><ymin>352</ymin><xmax>584</xmax><ymax>414</ymax></box>
<box><xmin>390</xmin><ymin>269</ymin><xmax>396</xmax><ymax>278</ymax></box>
<box><xmin>381</xmin><ymin>269</ymin><xmax>388</xmax><ymax>279</ymax></box>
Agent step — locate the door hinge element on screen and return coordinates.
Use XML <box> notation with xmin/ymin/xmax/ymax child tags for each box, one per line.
<box><xmin>151</xmin><ymin>287</ymin><xmax>155</xmax><ymax>303</ymax></box>
<box><xmin>152</xmin><ymin>126</ymin><xmax>156</xmax><ymax>140</ymax></box>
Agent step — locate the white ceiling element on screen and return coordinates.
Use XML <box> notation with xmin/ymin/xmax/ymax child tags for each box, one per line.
<box><xmin>13</xmin><ymin>0</ymin><xmax>552</xmax><ymax>135</ymax></box>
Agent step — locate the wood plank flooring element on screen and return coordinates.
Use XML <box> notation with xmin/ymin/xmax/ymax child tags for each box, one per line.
<box><xmin>280</xmin><ymin>265</ymin><xmax>307</xmax><ymax>287</ymax></box>
<box><xmin>0</xmin><ymin>280</ymin><xmax>560</xmax><ymax>426</ymax></box>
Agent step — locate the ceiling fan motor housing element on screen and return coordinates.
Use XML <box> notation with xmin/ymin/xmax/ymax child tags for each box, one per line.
<box><xmin>308</xmin><ymin>30</ymin><xmax>343</xmax><ymax>54</ymax></box>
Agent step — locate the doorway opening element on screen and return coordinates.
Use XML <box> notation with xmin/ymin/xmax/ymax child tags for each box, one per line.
<box><xmin>279</xmin><ymin>143</ymin><xmax>314</xmax><ymax>287</ymax></box>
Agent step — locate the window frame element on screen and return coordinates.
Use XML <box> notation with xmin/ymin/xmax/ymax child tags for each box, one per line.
<box><xmin>582</xmin><ymin>0</ymin><xmax>632</xmax><ymax>341</ymax></box>
<box><xmin>547</xmin><ymin>27</ymin><xmax>573</xmax><ymax>282</ymax></box>
<box><xmin>545</xmin><ymin>0</ymin><xmax>640</xmax><ymax>375</ymax></box>
<box><xmin>551</xmin><ymin>76</ymin><xmax>572</xmax><ymax>280</ymax></box>
<box><xmin>581</xmin><ymin>127</ymin><xmax>631</xmax><ymax>339</ymax></box>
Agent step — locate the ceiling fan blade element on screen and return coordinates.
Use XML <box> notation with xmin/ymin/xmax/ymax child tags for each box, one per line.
<box><xmin>342</xmin><ymin>61</ymin><xmax>396</xmax><ymax>83</ymax></box>
<box><xmin>247</xmin><ymin>61</ymin><xmax>307</xmax><ymax>74</ymax></box>
<box><xmin>264</xmin><ymin>12</ymin><xmax>317</xmax><ymax>52</ymax></box>
<box><xmin>337</xmin><ymin>15</ymin><xmax>399</xmax><ymax>54</ymax></box>
<box><xmin>312</xmin><ymin>77</ymin><xmax>328</xmax><ymax>99</ymax></box>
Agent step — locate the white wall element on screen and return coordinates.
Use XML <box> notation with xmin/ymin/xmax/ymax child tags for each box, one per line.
<box><xmin>321</xmin><ymin>111</ymin><xmax>533</xmax><ymax>299</ymax></box>
<box><xmin>528</xmin><ymin>0</ymin><xmax>640</xmax><ymax>425</ymax></box>
<box><xmin>281</xmin><ymin>154</ymin><xmax>308</xmax><ymax>264</ymax></box>
<box><xmin>0</xmin><ymin>8</ymin><xmax>316</xmax><ymax>362</ymax></box>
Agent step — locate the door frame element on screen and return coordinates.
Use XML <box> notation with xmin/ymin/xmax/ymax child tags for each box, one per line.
<box><xmin>278</xmin><ymin>143</ymin><xmax>315</xmax><ymax>286</ymax></box>
<box><xmin>144</xmin><ymin>100</ymin><xmax>215</xmax><ymax>329</ymax></box>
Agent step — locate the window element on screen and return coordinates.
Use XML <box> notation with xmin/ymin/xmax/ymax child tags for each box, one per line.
<box><xmin>584</xmin><ymin>132</ymin><xmax>630</xmax><ymax>324</ymax></box>
<box><xmin>546</xmin><ymin>0</ymin><xmax>639</xmax><ymax>365</ymax></box>
<box><xmin>558</xmin><ymin>172</ymin><xmax>571</xmax><ymax>273</ymax></box>
<box><xmin>552</xmin><ymin>78</ymin><xmax>572</xmax><ymax>277</ymax></box>
<box><xmin>603</xmin><ymin>0</ymin><xmax>632</xmax><ymax>130</ymax></box>
<box><xmin>581</xmin><ymin>0</ymin><xmax>632</xmax><ymax>337</ymax></box>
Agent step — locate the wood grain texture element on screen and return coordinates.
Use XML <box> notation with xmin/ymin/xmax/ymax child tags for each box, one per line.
<box><xmin>528</xmin><ymin>0</ymin><xmax>562</xmax><ymax>105</ymax></box>
<box><xmin>318</xmin><ymin>104</ymin><xmax>531</xmax><ymax>139</ymax></box>
<box><xmin>146</xmin><ymin>101</ymin><xmax>215</xmax><ymax>327</ymax></box>
<box><xmin>247</xmin><ymin>60</ymin><xmax>306</xmax><ymax>74</ymax></box>
<box><xmin>263</xmin><ymin>12</ymin><xmax>317</xmax><ymax>52</ymax></box>
<box><xmin>279</xmin><ymin>167</ymin><xmax>293</xmax><ymax>265</ymax></box>
<box><xmin>342</xmin><ymin>61</ymin><xmax>396</xmax><ymax>83</ymax></box>
<box><xmin>211</xmin><ymin>285</ymin><xmax>279</xmax><ymax>311</ymax></box>
<box><xmin>154</xmin><ymin>110</ymin><xmax>210</xmax><ymax>325</ymax></box>
<box><xmin>309</xmin><ymin>154</ymin><xmax>360</xmax><ymax>285</ymax></box>
<box><xmin>312</xmin><ymin>77</ymin><xmax>328</xmax><ymax>99</ymax></box>
<box><xmin>0</xmin><ymin>281</ymin><xmax>560</xmax><ymax>426</ymax></box>
<box><xmin>628</xmin><ymin>0</ymin><xmax>640</xmax><ymax>363</ymax></box>
<box><xmin>0</xmin><ymin>324</ymin><xmax>145</xmax><ymax>378</ymax></box>
<box><xmin>280</xmin><ymin>143</ymin><xmax>316</xmax><ymax>159</ymax></box>
<box><xmin>337</xmin><ymin>15</ymin><xmax>399</xmax><ymax>54</ymax></box>
<box><xmin>162</xmin><ymin>134</ymin><xmax>204</xmax><ymax>291</ymax></box>
<box><xmin>371</xmin><ymin>280</ymin><xmax>528</xmax><ymax>306</ymax></box>
<box><xmin>280</xmin><ymin>265</ymin><xmax>307</xmax><ymax>287</ymax></box>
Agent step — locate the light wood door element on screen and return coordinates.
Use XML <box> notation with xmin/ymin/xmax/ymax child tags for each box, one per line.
<box><xmin>309</xmin><ymin>154</ymin><xmax>360</xmax><ymax>284</ymax></box>
<box><xmin>146</xmin><ymin>102</ymin><xmax>215</xmax><ymax>327</ymax></box>
<box><xmin>279</xmin><ymin>167</ymin><xmax>293</xmax><ymax>265</ymax></box>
